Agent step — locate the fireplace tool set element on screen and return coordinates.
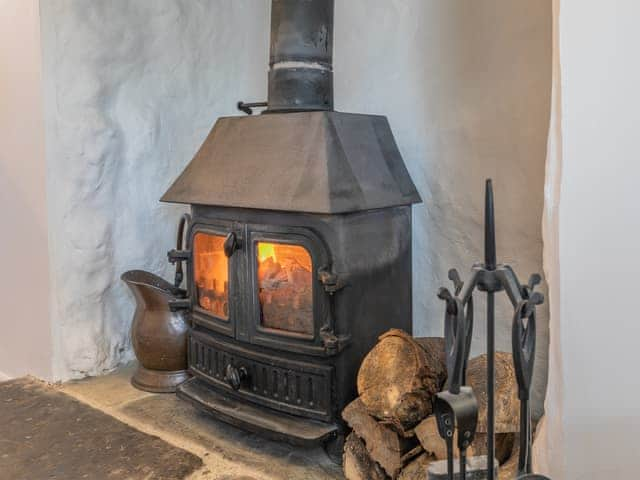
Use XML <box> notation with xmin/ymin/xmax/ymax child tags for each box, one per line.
<box><xmin>433</xmin><ymin>180</ymin><xmax>551</xmax><ymax>480</ymax></box>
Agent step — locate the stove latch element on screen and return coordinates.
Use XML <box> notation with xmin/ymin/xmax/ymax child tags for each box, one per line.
<box><xmin>320</xmin><ymin>325</ymin><xmax>351</xmax><ymax>356</ymax></box>
<box><xmin>317</xmin><ymin>266</ymin><xmax>348</xmax><ymax>295</ymax></box>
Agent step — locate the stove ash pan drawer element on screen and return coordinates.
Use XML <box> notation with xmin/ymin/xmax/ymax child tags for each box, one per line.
<box><xmin>189</xmin><ymin>332</ymin><xmax>334</xmax><ymax>422</ymax></box>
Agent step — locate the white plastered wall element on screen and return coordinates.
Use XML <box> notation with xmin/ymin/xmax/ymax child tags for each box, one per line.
<box><xmin>39</xmin><ymin>0</ymin><xmax>270</xmax><ymax>380</ymax></box>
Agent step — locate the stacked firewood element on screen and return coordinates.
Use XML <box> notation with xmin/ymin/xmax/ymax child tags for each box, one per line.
<box><xmin>342</xmin><ymin>329</ymin><xmax>521</xmax><ymax>480</ymax></box>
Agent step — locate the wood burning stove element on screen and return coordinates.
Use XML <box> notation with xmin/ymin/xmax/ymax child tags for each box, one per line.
<box><xmin>161</xmin><ymin>0</ymin><xmax>421</xmax><ymax>458</ymax></box>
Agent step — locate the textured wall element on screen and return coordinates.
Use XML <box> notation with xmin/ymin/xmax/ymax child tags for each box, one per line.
<box><xmin>335</xmin><ymin>0</ymin><xmax>551</xmax><ymax>417</ymax></box>
<box><xmin>40</xmin><ymin>0</ymin><xmax>269</xmax><ymax>380</ymax></box>
<box><xmin>39</xmin><ymin>0</ymin><xmax>551</xmax><ymax>416</ymax></box>
<box><xmin>0</xmin><ymin>0</ymin><xmax>52</xmax><ymax>380</ymax></box>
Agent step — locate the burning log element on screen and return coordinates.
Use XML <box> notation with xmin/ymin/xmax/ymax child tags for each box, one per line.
<box><xmin>256</xmin><ymin>243</ymin><xmax>314</xmax><ymax>335</ymax></box>
<box><xmin>356</xmin><ymin>330</ymin><xmax>446</xmax><ymax>430</ymax></box>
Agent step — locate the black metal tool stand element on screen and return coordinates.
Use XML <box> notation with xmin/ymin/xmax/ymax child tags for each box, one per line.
<box><xmin>435</xmin><ymin>180</ymin><xmax>551</xmax><ymax>480</ymax></box>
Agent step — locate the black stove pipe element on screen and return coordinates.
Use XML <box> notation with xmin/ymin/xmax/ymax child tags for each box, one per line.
<box><xmin>267</xmin><ymin>0</ymin><xmax>334</xmax><ymax>112</ymax></box>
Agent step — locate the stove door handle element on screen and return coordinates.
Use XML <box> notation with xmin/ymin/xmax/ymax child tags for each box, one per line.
<box><xmin>224</xmin><ymin>232</ymin><xmax>241</xmax><ymax>258</ymax></box>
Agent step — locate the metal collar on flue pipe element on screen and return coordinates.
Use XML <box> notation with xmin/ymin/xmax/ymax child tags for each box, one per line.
<box><xmin>267</xmin><ymin>0</ymin><xmax>334</xmax><ymax>112</ymax></box>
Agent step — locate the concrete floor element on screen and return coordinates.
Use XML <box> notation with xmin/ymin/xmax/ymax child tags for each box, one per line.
<box><xmin>59</xmin><ymin>364</ymin><xmax>344</xmax><ymax>480</ymax></box>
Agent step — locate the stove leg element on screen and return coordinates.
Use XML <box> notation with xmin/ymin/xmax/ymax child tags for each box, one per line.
<box><xmin>324</xmin><ymin>432</ymin><xmax>345</xmax><ymax>465</ymax></box>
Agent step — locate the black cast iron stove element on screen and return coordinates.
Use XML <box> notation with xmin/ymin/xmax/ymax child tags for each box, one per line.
<box><xmin>161</xmin><ymin>0</ymin><xmax>421</xmax><ymax>458</ymax></box>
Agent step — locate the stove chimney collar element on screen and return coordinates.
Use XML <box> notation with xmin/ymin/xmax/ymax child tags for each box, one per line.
<box><xmin>267</xmin><ymin>0</ymin><xmax>334</xmax><ymax>113</ymax></box>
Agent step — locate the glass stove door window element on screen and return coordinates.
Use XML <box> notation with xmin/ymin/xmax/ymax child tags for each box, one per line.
<box><xmin>256</xmin><ymin>242</ymin><xmax>313</xmax><ymax>336</ymax></box>
<box><xmin>193</xmin><ymin>233</ymin><xmax>229</xmax><ymax>320</ymax></box>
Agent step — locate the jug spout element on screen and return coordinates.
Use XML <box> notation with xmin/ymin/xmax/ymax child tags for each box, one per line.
<box><xmin>121</xmin><ymin>270</ymin><xmax>185</xmax><ymax>308</ymax></box>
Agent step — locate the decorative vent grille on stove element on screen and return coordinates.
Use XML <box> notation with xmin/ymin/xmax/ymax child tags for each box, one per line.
<box><xmin>189</xmin><ymin>332</ymin><xmax>333</xmax><ymax>422</ymax></box>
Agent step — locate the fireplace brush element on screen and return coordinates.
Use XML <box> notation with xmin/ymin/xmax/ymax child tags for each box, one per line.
<box><xmin>433</xmin><ymin>180</ymin><xmax>551</xmax><ymax>480</ymax></box>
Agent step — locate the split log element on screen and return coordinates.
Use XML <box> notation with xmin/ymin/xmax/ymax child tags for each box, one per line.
<box><xmin>392</xmin><ymin>391</ymin><xmax>434</xmax><ymax>430</ymax></box>
<box><xmin>400</xmin><ymin>445</ymin><xmax>424</xmax><ymax>466</ymax></box>
<box><xmin>414</xmin><ymin>337</ymin><xmax>447</xmax><ymax>368</ymax></box>
<box><xmin>428</xmin><ymin>456</ymin><xmax>497</xmax><ymax>480</ymax></box>
<box><xmin>467</xmin><ymin>352</ymin><xmax>519</xmax><ymax>433</ymax></box>
<box><xmin>357</xmin><ymin>330</ymin><xmax>446</xmax><ymax>429</ymax></box>
<box><xmin>343</xmin><ymin>433</ymin><xmax>389</xmax><ymax>480</ymax></box>
<box><xmin>497</xmin><ymin>440</ymin><xmax>519</xmax><ymax>480</ymax></box>
<box><xmin>480</xmin><ymin>432</ymin><xmax>516</xmax><ymax>465</ymax></box>
<box><xmin>398</xmin><ymin>452</ymin><xmax>435</xmax><ymax>480</ymax></box>
<box><xmin>342</xmin><ymin>397</ymin><xmax>419</xmax><ymax>478</ymax></box>
<box><xmin>415</xmin><ymin>416</ymin><xmax>515</xmax><ymax>464</ymax></box>
<box><xmin>415</xmin><ymin>416</ymin><xmax>451</xmax><ymax>458</ymax></box>
<box><xmin>379</xmin><ymin>420</ymin><xmax>417</xmax><ymax>439</ymax></box>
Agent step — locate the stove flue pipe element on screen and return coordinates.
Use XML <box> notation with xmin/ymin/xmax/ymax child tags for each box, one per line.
<box><xmin>267</xmin><ymin>0</ymin><xmax>334</xmax><ymax>112</ymax></box>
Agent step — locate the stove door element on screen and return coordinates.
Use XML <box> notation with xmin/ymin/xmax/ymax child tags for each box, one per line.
<box><xmin>190</xmin><ymin>222</ymin><xmax>242</xmax><ymax>338</ymax></box>
<box><xmin>245</xmin><ymin>224</ymin><xmax>332</xmax><ymax>356</ymax></box>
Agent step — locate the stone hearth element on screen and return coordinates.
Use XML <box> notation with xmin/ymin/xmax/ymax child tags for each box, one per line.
<box><xmin>59</xmin><ymin>364</ymin><xmax>343</xmax><ymax>480</ymax></box>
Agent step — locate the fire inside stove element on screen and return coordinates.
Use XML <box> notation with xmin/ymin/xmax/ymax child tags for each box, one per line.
<box><xmin>193</xmin><ymin>233</ymin><xmax>313</xmax><ymax>336</ymax></box>
<box><xmin>193</xmin><ymin>233</ymin><xmax>229</xmax><ymax>320</ymax></box>
<box><xmin>257</xmin><ymin>242</ymin><xmax>313</xmax><ymax>336</ymax></box>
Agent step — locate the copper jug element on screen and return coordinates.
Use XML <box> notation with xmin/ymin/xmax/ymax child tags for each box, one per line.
<box><xmin>122</xmin><ymin>214</ymin><xmax>191</xmax><ymax>393</ymax></box>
